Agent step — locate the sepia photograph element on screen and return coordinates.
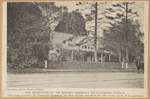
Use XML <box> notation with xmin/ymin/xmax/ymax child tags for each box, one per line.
<box><xmin>2</xmin><ymin>1</ymin><xmax>148</xmax><ymax>97</ymax></box>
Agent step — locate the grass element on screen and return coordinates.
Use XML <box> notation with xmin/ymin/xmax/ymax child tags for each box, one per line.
<box><xmin>7</xmin><ymin>68</ymin><xmax>50</xmax><ymax>74</ymax></box>
<box><xmin>7</xmin><ymin>67</ymin><xmax>138</xmax><ymax>74</ymax></box>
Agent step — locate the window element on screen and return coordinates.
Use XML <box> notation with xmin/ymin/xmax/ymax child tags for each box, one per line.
<box><xmin>82</xmin><ymin>46</ymin><xmax>84</xmax><ymax>49</ymax></box>
<box><xmin>88</xmin><ymin>47</ymin><xmax>90</xmax><ymax>49</ymax></box>
<box><xmin>68</xmin><ymin>44</ymin><xmax>70</xmax><ymax>46</ymax></box>
<box><xmin>62</xmin><ymin>41</ymin><xmax>66</xmax><ymax>44</ymax></box>
<box><xmin>85</xmin><ymin>45</ymin><xmax>87</xmax><ymax>49</ymax></box>
<box><xmin>56</xmin><ymin>50</ymin><xmax>59</xmax><ymax>53</ymax></box>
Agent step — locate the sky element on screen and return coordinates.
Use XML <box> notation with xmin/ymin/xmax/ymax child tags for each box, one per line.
<box><xmin>55</xmin><ymin>1</ymin><xmax>144</xmax><ymax>37</ymax></box>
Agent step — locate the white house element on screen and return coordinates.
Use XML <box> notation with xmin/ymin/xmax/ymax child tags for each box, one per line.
<box><xmin>49</xmin><ymin>31</ymin><xmax>113</xmax><ymax>62</ymax></box>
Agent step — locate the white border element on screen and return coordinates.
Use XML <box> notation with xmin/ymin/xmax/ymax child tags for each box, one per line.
<box><xmin>2</xmin><ymin>1</ymin><xmax>149</xmax><ymax>97</ymax></box>
<box><xmin>2</xmin><ymin>2</ymin><xmax>7</xmax><ymax>97</ymax></box>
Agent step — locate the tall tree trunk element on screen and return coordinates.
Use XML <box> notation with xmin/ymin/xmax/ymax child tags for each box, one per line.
<box><xmin>71</xmin><ymin>50</ymin><xmax>74</xmax><ymax>60</ymax></box>
<box><xmin>94</xmin><ymin>2</ymin><xmax>98</xmax><ymax>62</ymax></box>
<box><xmin>126</xmin><ymin>47</ymin><xmax>129</xmax><ymax>62</ymax></box>
<box><xmin>125</xmin><ymin>47</ymin><xmax>129</xmax><ymax>69</ymax></box>
<box><xmin>109</xmin><ymin>54</ymin><xmax>111</xmax><ymax>62</ymax></box>
<box><xmin>118</xmin><ymin>44</ymin><xmax>121</xmax><ymax>63</ymax></box>
<box><xmin>125</xmin><ymin>2</ymin><xmax>129</xmax><ymax>67</ymax></box>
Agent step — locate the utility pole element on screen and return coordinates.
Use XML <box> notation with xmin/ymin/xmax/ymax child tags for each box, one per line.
<box><xmin>94</xmin><ymin>2</ymin><xmax>98</xmax><ymax>62</ymax></box>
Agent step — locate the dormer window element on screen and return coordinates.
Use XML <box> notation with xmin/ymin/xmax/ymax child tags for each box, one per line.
<box><xmin>69</xmin><ymin>39</ymin><xmax>72</xmax><ymax>41</ymax></box>
<box><xmin>62</xmin><ymin>41</ymin><xmax>66</xmax><ymax>44</ymax></box>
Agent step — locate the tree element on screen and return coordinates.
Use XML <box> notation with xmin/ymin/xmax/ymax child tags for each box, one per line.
<box><xmin>103</xmin><ymin>22</ymin><xmax>123</xmax><ymax>62</ymax></box>
<box><xmin>76</xmin><ymin>2</ymin><xmax>107</xmax><ymax>62</ymax></box>
<box><xmin>105</xmin><ymin>2</ymin><xmax>140</xmax><ymax>65</ymax></box>
<box><xmin>94</xmin><ymin>2</ymin><xmax>98</xmax><ymax>62</ymax></box>
<box><xmin>7</xmin><ymin>2</ymin><xmax>59</xmax><ymax>68</ymax></box>
<box><xmin>104</xmin><ymin>15</ymin><xmax>143</xmax><ymax>63</ymax></box>
<box><xmin>34</xmin><ymin>2</ymin><xmax>65</xmax><ymax>28</ymax></box>
<box><xmin>54</xmin><ymin>11</ymin><xmax>86</xmax><ymax>36</ymax></box>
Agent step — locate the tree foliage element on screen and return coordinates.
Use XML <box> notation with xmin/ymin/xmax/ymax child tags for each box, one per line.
<box><xmin>75</xmin><ymin>2</ymin><xmax>104</xmax><ymax>62</ymax></box>
<box><xmin>103</xmin><ymin>18</ymin><xmax>144</xmax><ymax>62</ymax></box>
<box><xmin>104</xmin><ymin>2</ymin><xmax>143</xmax><ymax>63</ymax></box>
<box><xmin>54</xmin><ymin>11</ymin><xmax>86</xmax><ymax>36</ymax></box>
<box><xmin>7</xmin><ymin>2</ymin><xmax>52</xmax><ymax>68</ymax></box>
<box><xmin>34</xmin><ymin>2</ymin><xmax>66</xmax><ymax>27</ymax></box>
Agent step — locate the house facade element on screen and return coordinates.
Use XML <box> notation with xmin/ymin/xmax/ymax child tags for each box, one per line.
<box><xmin>49</xmin><ymin>31</ymin><xmax>112</xmax><ymax>62</ymax></box>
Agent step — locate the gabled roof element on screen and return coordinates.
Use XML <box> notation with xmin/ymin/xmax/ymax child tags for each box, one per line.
<box><xmin>51</xmin><ymin>31</ymin><xmax>74</xmax><ymax>44</ymax></box>
<box><xmin>51</xmin><ymin>31</ymin><xmax>86</xmax><ymax>45</ymax></box>
<box><xmin>75</xmin><ymin>36</ymin><xmax>103</xmax><ymax>47</ymax></box>
<box><xmin>51</xmin><ymin>31</ymin><xmax>116</xmax><ymax>55</ymax></box>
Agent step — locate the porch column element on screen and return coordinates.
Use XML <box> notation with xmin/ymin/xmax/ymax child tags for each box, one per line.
<box><xmin>101</xmin><ymin>53</ymin><xmax>103</xmax><ymax>62</ymax></box>
<box><xmin>71</xmin><ymin>50</ymin><xmax>74</xmax><ymax>60</ymax></box>
<box><xmin>104</xmin><ymin>54</ymin><xmax>106</xmax><ymax>62</ymax></box>
<box><xmin>109</xmin><ymin>54</ymin><xmax>111</xmax><ymax>62</ymax></box>
<box><xmin>82</xmin><ymin>51</ymin><xmax>84</xmax><ymax>61</ymax></box>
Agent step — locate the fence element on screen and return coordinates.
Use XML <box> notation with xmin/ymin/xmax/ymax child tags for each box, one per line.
<box><xmin>38</xmin><ymin>60</ymin><xmax>136</xmax><ymax>69</ymax></box>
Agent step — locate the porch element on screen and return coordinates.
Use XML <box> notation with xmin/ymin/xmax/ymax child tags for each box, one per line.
<box><xmin>68</xmin><ymin>50</ymin><xmax>111</xmax><ymax>62</ymax></box>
